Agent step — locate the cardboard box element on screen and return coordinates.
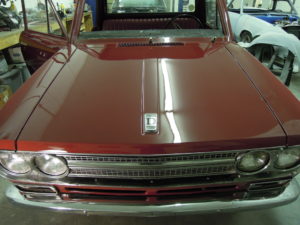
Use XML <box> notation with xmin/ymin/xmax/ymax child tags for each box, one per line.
<box><xmin>0</xmin><ymin>56</ymin><xmax>9</xmax><ymax>75</ymax></box>
<box><xmin>8</xmin><ymin>47</ymin><xmax>25</xmax><ymax>64</ymax></box>
<box><xmin>0</xmin><ymin>85</ymin><xmax>12</xmax><ymax>109</ymax></box>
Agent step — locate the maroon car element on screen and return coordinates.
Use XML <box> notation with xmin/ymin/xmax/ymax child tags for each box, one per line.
<box><xmin>0</xmin><ymin>0</ymin><xmax>300</xmax><ymax>216</ymax></box>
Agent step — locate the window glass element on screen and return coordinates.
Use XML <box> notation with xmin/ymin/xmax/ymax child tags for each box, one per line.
<box><xmin>228</xmin><ymin>0</ymin><xmax>242</xmax><ymax>9</ymax></box>
<box><xmin>109</xmin><ymin>0</ymin><xmax>196</xmax><ymax>14</ymax></box>
<box><xmin>228</xmin><ymin>0</ymin><xmax>274</xmax><ymax>10</ymax></box>
<box><xmin>24</xmin><ymin>0</ymin><xmax>63</xmax><ymax>35</ymax></box>
<box><xmin>48</xmin><ymin>3</ymin><xmax>63</xmax><ymax>36</ymax></box>
<box><xmin>1</xmin><ymin>0</ymin><xmax>24</xmax><ymax>30</ymax></box>
<box><xmin>46</xmin><ymin>0</ymin><xmax>93</xmax><ymax>33</ymax></box>
<box><xmin>206</xmin><ymin>0</ymin><xmax>220</xmax><ymax>29</ymax></box>
<box><xmin>52</xmin><ymin>0</ymin><xmax>76</xmax><ymax>33</ymax></box>
<box><xmin>79</xmin><ymin>0</ymin><xmax>224</xmax><ymax>39</ymax></box>
<box><xmin>275</xmin><ymin>0</ymin><xmax>292</xmax><ymax>12</ymax></box>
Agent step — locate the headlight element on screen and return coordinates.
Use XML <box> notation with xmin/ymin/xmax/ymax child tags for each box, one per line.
<box><xmin>0</xmin><ymin>153</ymin><xmax>31</xmax><ymax>174</ymax></box>
<box><xmin>35</xmin><ymin>155</ymin><xmax>68</xmax><ymax>176</ymax></box>
<box><xmin>237</xmin><ymin>151</ymin><xmax>270</xmax><ymax>173</ymax></box>
<box><xmin>274</xmin><ymin>148</ymin><xmax>300</xmax><ymax>170</ymax></box>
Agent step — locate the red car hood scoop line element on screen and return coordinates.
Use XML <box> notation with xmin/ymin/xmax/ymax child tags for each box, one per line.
<box><xmin>141</xmin><ymin>58</ymin><xmax>160</xmax><ymax>135</ymax></box>
<box><xmin>119</xmin><ymin>42</ymin><xmax>184</xmax><ymax>47</ymax></box>
<box><xmin>16</xmin><ymin>44</ymin><xmax>287</xmax><ymax>154</ymax></box>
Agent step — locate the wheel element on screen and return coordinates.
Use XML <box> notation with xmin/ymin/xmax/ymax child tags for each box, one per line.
<box><xmin>165</xmin><ymin>14</ymin><xmax>204</xmax><ymax>29</ymax></box>
<box><xmin>240</xmin><ymin>31</ymin><xmax>253</xmax><ymax>43</ymax></box>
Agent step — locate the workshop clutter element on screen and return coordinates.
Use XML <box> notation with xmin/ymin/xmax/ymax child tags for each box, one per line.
<box><xmin>0</xmin><ymin>52</ymin><xmax>8</xmax><ymax>74</ymax></box>
<box><xmin>0</xmin><ymin>84</ymin><xmax>12</xmax><ymax>109</ymax></box>
<box><xmin>0</xmin><ymin>48</ymin><xmax>31</xmax><ymax>108</ymax></box>
<box><xmin>8</xmin><ymin>47</ymin><xmax>24</xmax><ymax>63</ymax></box>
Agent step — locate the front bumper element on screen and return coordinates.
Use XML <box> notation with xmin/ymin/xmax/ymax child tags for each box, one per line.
<box><xmin>6</xmin><ymin>179</ymin><xmax>300</xmax><ymax>217</ymax></box>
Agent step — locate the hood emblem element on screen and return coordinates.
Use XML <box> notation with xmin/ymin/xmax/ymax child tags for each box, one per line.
<box><xmin>144</xmin><ymin>113</ymin><xmax>158</xmax><ymax>134</ymax></box>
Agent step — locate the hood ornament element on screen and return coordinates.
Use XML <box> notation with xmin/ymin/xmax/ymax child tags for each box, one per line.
<box><xmin>144</xmin><ymin>113</ymin><xmax>158</xmax><ymax>134</ymax></box>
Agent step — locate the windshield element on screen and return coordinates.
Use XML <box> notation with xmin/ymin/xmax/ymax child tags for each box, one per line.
<box><xmin>228</xmin><ymin>0</ymin><xmax>295</xmax><ymax>13</ymax></box>
<box><xmin>111</xmin><ymin>0</ymin><xmax>168</xmax><ymax>13</ymax></box>
<box><xmin>78</xmin><ymin>0</ymin><xmax>224</xmax><ymax>40</ymax></box>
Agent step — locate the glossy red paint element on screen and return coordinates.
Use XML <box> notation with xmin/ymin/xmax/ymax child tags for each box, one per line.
<box><xmin>0</xmin><ymin>47</ymin><xmax>75</xmax><ymax>151</ymax></box>
<box><xmin>20</xmin><ymin>31</ymin><xmax>68</xmax><ymax>73</ymax></box>
<box><xmin>0</xmin><ymin>0</ymin><xmax>299</xmax><ymax>211</ymax></box>
<box><xmin>77</xmin><ymin>38</ymin><xmax>227</xmax><ymax>60</ymax></box>
<box><xmin>0</xmin><ymin>140</ymin><xmax>15</xmax><ymax>150</ymax></box>
<box><xmin>226</xmin><ymin>44</ymin><xmax>300</xmax><ymax>146</ymax></box>
<box><xmin>0</xmin><ymin>0</ymin><xmax>298</xmax><ymax>154</ymax></box>
<box><xmin>15</xmin><ymin>40</ymin><xmax>286</xmax><ymax>154</ymax></box>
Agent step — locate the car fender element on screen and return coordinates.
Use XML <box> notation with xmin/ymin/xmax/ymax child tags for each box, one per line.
<box><xmin>238</xmin><ymin>32</ymin><xmax>300</xmax><ymax>69</ymax></box>
<box><xmin>229</xmin><ymin>12</ymin><xmax>286</xmax><ymax>42</ymax></box>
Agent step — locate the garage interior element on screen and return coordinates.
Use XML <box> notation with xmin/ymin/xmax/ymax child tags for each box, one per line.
<box><xmin>1</xmin><ymin>0</ymin><xmax>300</xmax><ymax>224</ymax></box>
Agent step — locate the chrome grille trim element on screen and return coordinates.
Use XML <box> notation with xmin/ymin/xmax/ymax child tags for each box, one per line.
<box><xmin>62</xmin><ymin>151</ymin><xmax>239</xmax><ymax>164</ymax></box>
<box><xmin>69</xmin><ymin>164</ymin><xmax>236</xmax><ymax>179</ymax></box>
<box><xmin>59</xmin><ymin>151</ymin><xmax>244</xmax><ymax>179</ymax></box>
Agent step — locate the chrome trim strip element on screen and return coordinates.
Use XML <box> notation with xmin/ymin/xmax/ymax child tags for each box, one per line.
<box><xmin>22</xmin><ymin>192</ymin><xmax>59</xmax><ymax>197</ymax></box>
<box><xmin>248</xmin><ymin>179</ymin><xmax>291</xmax><ymax>190</ymax></box>
<box><xmin>16</xmin><ymin>185</ymin><xmax>58</xmax><ymax>193</ymax></box>
<box><xmin>59</xmin><ymin>146</ymin><xmax>285</xmax><ymax>156</ymax></box>
<box><xmin>6</xmin><ymin>179</ymin><xmax>300</xmax><ymax>217</ymax></box>
<box><xmin>24</xmin><ymin>194</ymin><xmax>62</xmax><ymax>201</ymax></box>
<box><xmin>0</xmin><ymin>146</ymin><xmax>285</xmax><ymax>157</ymax></box>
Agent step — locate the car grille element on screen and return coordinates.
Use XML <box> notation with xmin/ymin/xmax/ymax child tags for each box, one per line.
<box><xmin>69</xmin><ymin>164</ymin><xmax>235</xmax><ymax>179</ymax></box>
<box><xmin>60</xmin><ymin>151</ymin><xmax>242</xmax><ymax>180</ymax></box>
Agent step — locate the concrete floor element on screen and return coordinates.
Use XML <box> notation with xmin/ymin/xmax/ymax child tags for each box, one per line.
<box><xmin>0</xmin><ymin>73</ymin><xmax>299</xmax><ymax>225</ymax></box>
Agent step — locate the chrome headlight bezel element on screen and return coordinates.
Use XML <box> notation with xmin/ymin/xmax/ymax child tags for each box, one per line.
<box><xmin>35</xmin><ymin>154</ymin><xmax>69</xmax><ymax>176</ymax></box>
<box><xmin>236</xmin><ymin>151</ymin><xmax>270</xmax><ymax>174</ymax></box>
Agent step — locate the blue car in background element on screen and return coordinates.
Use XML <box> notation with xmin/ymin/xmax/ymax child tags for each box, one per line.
<box><xmin>228</xmin><ymin>0</ymin><xmax>300</xmax><ymax>39</ymax></box>
<box><xmin>228</xmin><ymin>0</ymin><xmax>299</xmax><ymax>23</ymax></box>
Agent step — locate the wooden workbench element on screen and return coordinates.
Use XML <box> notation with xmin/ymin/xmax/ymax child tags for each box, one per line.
<box><xmin>0</xmin><ymin>12</ymin><xmax>93</xmax><ymax>51</ymax></box>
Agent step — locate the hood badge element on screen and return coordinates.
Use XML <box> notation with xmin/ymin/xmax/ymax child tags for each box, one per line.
<box><xmin>144</xmin><ymin>113</ymin><xmax>158</xmax><ymax>134</ymax></box>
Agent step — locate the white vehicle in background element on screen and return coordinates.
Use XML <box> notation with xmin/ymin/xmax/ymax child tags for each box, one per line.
<box><xmin>227</xmin><ymin>0</ymin><xmax>300</xmax><ymax>85</ymax></box>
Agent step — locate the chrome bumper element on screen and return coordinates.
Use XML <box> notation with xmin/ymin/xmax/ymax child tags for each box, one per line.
<box><xmin>6</xmin><ymin>179</ymin><xmax>300</xmax><ymax>217</ymax></box>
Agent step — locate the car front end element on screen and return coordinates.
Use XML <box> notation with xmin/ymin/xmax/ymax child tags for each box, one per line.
<box><xmin>2</xmin><ymin>146</ymin><xmax>300</xmax><ymax>216</ymax></box>
<box><xmin>1</xmin><ymin>0</ymin><xmax>300</xmax><ymax>216</ymax></box>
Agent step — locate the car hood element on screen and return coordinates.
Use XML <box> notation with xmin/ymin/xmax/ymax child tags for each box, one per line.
<box><xmin>17</xmin><ymin>41</ymin><xmax>286</xmax><ymax>154</ymax></box>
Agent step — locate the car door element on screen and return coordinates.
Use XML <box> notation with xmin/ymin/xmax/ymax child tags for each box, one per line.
<box><xmin>19</xmin><ymin>0</ymin><xmax>68</xmax><ymax>73</ymax></box>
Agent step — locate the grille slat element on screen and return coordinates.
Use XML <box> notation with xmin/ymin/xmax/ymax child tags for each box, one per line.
<box><xmin>63</xmin><ymin>152</ymin><xmax>238</xmax><ymax>164</ymax></box>
<box><xmin>69</xmin><ymin>165</ymin><xmax>235</xmax><ymax>179</ymax></box>
<box><xmin>60</xmin><ymin>151</ymin><xmax>241</xmax><ymax>180</ymax></box>
<box><xmin>119</xmin><ymin>42</ymin><xmax>184</xmax><ymax>47</ymax></box>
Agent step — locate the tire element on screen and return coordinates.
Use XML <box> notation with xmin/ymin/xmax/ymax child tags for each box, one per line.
<box><xmin>240</xmin><ymin>31</ymin><xmax>253</xmax><ymax>43</ymax></box>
